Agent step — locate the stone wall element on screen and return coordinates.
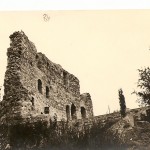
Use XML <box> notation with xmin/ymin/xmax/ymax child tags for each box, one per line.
<box><xmin>0</xmin><ymin>31</ymin><xmax>93</xmax><ymax>124</ymax></box>
<box><xmin>80</xmin><ymin>93</ymin><xmax>94</xmax><ymax>118</ymax></box>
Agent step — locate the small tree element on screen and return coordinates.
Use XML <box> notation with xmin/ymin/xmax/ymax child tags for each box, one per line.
<box><xmin>133</xmin><ymin>67</ymin><xmax>150</xmax><ymax>106</ymax></box>
<box><xmin>118</xmin><ymin>88</ymin><xmax>126</xmax><ymax>117</ymax></box>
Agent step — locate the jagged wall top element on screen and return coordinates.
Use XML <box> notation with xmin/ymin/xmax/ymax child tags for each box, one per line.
<box><xmin>0</xmin><ymin>31</ymin><xmax>93</xmax><ymax>124</ymax></box>
<box><xmin>8</xmin><ymin>31</ymin><xmax>80</xmax><ymax>94</ymax></box>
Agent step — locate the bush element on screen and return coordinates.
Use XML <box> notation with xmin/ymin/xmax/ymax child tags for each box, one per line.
<box><xmin>1</xmin><ymin>117</ymin><xmax>127</xmax><ymax>150</ymax></box>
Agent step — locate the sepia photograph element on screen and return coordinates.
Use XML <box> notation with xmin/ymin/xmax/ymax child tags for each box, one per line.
<box><xmin>1</xmin><ymin>1</ymin><xmax>150</xmax><ymax>149</ymax></box>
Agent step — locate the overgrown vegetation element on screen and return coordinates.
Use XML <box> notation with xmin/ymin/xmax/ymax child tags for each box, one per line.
<box><xmin>1</xmin><ymin>111</ymin><xmax>150</xmax><ymax>150</ymax></box>
<box><xmin>133</xmin><ymin>67</ymin><xmax>150</xmax><ymax>106</ymax></box>
<box><xmin>0</xmin><ymin>125</ymin><xmax>9</xmax><ymax>150</ymax></box>
<box><xmin>0</xmin><ymin>117</ymin><xmax>127</xmax><ymax>150</ymax></box>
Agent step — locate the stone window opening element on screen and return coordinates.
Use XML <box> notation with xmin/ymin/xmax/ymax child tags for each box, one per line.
<box><xmin>44</xmin><ymin>107</ymin><xmax>49</xmax><ymax>114</ymax></box>
<box><xmin>31</xmin><ymin>97</ymin><xmax>34</xmax><ymax>106</ymax></box>
<box><xmin>38</xmin><ymin>79</ymin><xmax>42</xmax><ymax>94</ymax></box>
<box><xmin>63</xmin><ymin>71</ymin><xmax>68</xmax><ymax>85</ymax></box>
<box><xmin>47</xmin><ymin>62</ymin><xmax>49</xmax><ymax>68</ymax></box>
<box><xmin>46</xmin><ymin>86</ymin><xmax>50</xmax><ymax>98</ymax></box>
<box><xmin>36</xmin><ymin>54</ymin><xmax>38</xmax><ymax>59</ymax></box>
<box><xmin>71</xmin><ymin>104</ymin><xmax>77</xmax><ymax>120</ymax></box>
<box><xmin>66</xmin><ymin>105</ymin><xmax>70</xmax><ymax>120</ymax></box>
<box><xmin>81</xmin><ymin>107</ymin><xmax>86</xmax><ymax>119</ymax></box>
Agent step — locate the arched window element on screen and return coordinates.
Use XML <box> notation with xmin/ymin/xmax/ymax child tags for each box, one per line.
<box><xmin>71</xmin><ymin>104</ymin><xmax>77</xmax><ymax>120</ymax></box>
<box><xmin>38</xmin><ymin>79</ymin><xmax>42</xmax><ymax>94</ymax></box>
<box><xmin>81</xmin><ymin>107</ymin><xmax>86</xmax><ymax>119</ymax></box>
<box><xmin>66</xmin><ymin>105</ymin><xmax>70</xmax><ymax>120</ymax></box>
<box><xmin>46</xmin><ymin>86</ymin><xmax>49</xmax><ymax>98</ymax></box>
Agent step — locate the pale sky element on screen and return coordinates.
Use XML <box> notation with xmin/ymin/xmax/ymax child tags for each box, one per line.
<box><xmin>1</xmin><ymin>10</ymin><xmax>150</xmax><ymax>115</ymax></box>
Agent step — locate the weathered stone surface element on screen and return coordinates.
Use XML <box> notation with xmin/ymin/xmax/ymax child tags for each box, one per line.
<box><xmin>0</xmin><ymin>31</ymin><xmax>93</xmax><ymax>124</ymax></box>
<box><xmin>80</xmin><ymin>93</ymin><xmax>94</xmax><ymax>118</ymax></box>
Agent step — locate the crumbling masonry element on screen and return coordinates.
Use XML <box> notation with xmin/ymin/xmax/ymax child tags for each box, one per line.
<box><xmin>0</xmin><ymin>31</ymin><xmax>93</xmax><ymax>124</ymax></box>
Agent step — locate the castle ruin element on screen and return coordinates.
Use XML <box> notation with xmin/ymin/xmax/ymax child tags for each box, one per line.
<box><xmin>1</xmin><ymin>31</ymin><xmax>147</xmax><ymax>150</ymax></box>
<box><xmin>0</xmin><ymin>31</ymin><xmax>93</xmax><ymax>124</ymax></box>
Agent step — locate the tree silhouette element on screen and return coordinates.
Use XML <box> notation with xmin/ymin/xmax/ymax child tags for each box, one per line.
<box><xmin>118</xmin><ymin>89</ymin><xmax>126</xmax><ymax>117</ymax></box>
<box><xmin>133</xmin><ymin>67</ymin><xmax>150</xmax><ymax>106</ymax></box>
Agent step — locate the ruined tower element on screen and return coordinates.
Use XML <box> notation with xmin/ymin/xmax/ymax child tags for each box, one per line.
<box><xmin>0</xmin><ymin>31</ymin><xmax>93</xmax><ymax>124</ymax></box>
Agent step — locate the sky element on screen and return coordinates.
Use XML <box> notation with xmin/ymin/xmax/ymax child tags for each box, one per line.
<box><xmin>1</xmin><ymin>10</ymin><xmax>150</xmax><ymax>115</ymax></box>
